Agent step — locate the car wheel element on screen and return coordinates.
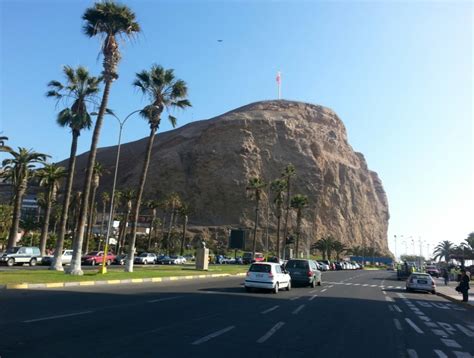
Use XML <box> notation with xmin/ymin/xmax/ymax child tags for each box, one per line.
<box><xmin>286</xmin><ymin>280</ymin><xmax>291</xmax><ymax>291</ymax></box>
<box><xmin>245</xmin><ymin>286</ymin><xmax>251</xmax><ymax>292</ymax></box>
<box><xmin>273</xmin><ymin>283</ymin><xmax>279</xmax><ymax>294</ymax></box>
<box><xmin>91</xmin><ymin>260</ymin><xmax>96</xmax><ymax>266</ymax></box>
<box><xmin>106</xmin><ymin>260</ymin><xmax>111</xmax><ymax>266</ymax></box>
<box><xmin>29</xmin><ymin>258</ymin><xmax>37</xmax><ymax>267</ymax></box>
<box><xmin>431</xmin><ymin>290</ymin><xmax>436</xmax><ymax>294</ymax></box>
<box><xmin>318</xmin><ymin>280</ymin><xmax>322</xmax><ymax>286</ymax></box>
<box><xmin>7</xmin><ymin>258</ymin><xmax>14</xmax><ymax>267</ymax></box>
<box><xmin>143</xmin><ymin>260</ymin><xmax>147</xmax><ymax>265</ymax></box>
<box><xmin>406</xmin><ymin>287</ymin><xmax>411</xmax><ymax>292</ymax></box>
<box><xmin>311</xmin><ymin>279</ymin><xmax>316</xmax><ymax>288</ymax></box>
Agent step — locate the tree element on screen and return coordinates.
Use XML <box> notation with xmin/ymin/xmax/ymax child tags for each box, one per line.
<box><xmin>46</xmin><ymin>65</ymin><xmax>100</xmax><ymax>271</ymax></box>
<box><xmin>83</xmin><ymin>162</ymin><xmax>107</xmax><ymax>253</ymax></box>
<box><xmin>99</xmin><ymin>191</ymin><xmax>110</xmax><ymax>239</ymax></box>
<box><xmin>466</xmin><ymin>232</ymin><xmax>474</xmax><ymax>249</ymax></box>
<box><xmin>315</xmin><ymin>236</ymin><xmax>336</xmax><ymax>260</ymax></box>
<box><xmin>271</xmin><ymin>178</ymin><xmax>287</xmax><ymax>258</ymax></box>
<box><xmin>0</xmin><ymin>136</ymin><xmax>11</xmax><ymax>152</ymax></box>
<box><xmin>116</xmin><ymin>189</ymin><xmax>134</xmax><ymax>255</ymax></box>
<box><xmin>163</xmin><ymin>193</ymin><xmax>182</xmax><ymax>255</ymax></box>
<box><xmin>0</xmin><ymin>205</ymin><xmax>13</xmax><ymax>249</ymax></box>
<box><xmin>37</xmin><ymin>164</ymin><xmax>66</xmax><ymax>256</ymax></box>
<box><xmin>290</xmin><ymin>194</ymin><xmax>309</xmax><ymax>256</ymax></box>
<box><xmin>1</xmin><ymin>148</ymin><xmax>48</xmax><ymax>249</ymax></box>
<box><xmin>281</xmin><ymin>164</ymin><xmax>296</xmax><ymax>252</ymax></box>
<box><xmin>247</xmin><ymin>177</ymin><xmax>266</xmax><ymax>258</ymax></box>
<box><xmin>178</xmin><ymin>203</ymin><xmax>191</xmax><ymax>256</ymax></box>
<box><xmin>125</xmin><ymin>65</ymin><xmax>191</xmax><ymax>272</ymax></box>
<box><xmin>332</xmin><ymin>240</ymin><xmax>348</xmax><ymax>261</ymax></box>
<box><xmin>433</xmin><ymin>240</ymin><xmax>454</xmax><ymax>262</ymax></box>
<box><xmin>69</xmin><ymin>1</ymin><xmax>140</xmax><ymax>275</ymax></box>
<box><xmin>145</xmin><ymin>199</ymin><xmax>160</xmax><ymax>250</ymax></box>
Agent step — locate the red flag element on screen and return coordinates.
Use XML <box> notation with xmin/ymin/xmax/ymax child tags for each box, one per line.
<box><xmin>276</xmin><ymin>71</ymin><xmax>281</xmax><ymax>84</ymax></box>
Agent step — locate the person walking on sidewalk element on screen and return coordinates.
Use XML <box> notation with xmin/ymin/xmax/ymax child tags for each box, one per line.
<box><xmin>458</xmin><ymin>269</ymin><xmax>470</xmax><ymax>302</ymax></box>
<box><xmin>442</xmin><ymin>269</ymin><xmax>449</xmax><ymax>286</ymax></box>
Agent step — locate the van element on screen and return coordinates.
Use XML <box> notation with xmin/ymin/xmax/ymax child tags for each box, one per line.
<box><xmin>0</xmin><ymin>246</ymin><xmax>42</xmax><ymax>266</ymax></box>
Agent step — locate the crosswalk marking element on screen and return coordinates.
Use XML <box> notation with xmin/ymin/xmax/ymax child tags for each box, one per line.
<box><xmin>431</xmin><ymin>329</ymin><xmax>448</xmax><ymax>337</ymax></box>
<box><xmin>455</xmin><ymin>324</ymin><xmax>474</xmax><ymax>338</ymax></box>
<box><xmin>433</xmin><ymin>350</ymin><xmax>448</xmax><ymax>358</ymax></box>
<box><xmin>407</xmin><ymin>349</ymin><xmax>418</xmax><ymax>358</ymax></box>
<box><xmin>405</xmin><ymin>318</ymin><xmax>424</xmax><ymax>334</ymax></box>
<box><xmin>393</xmin><ymin>318</ymin><xmax>402</xmax><ymax>331</ymax></box>
<box><xmin>453</xmin><ymin>352</ymin><xmax>473</xmax><ymax>358</ymax></box>
<box><xmin>440</xmin><ymin>338</ymin><xmax>461</xmax><ymax>349</ymax></box>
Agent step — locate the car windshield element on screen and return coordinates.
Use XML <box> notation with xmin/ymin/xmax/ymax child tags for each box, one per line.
<box><xmin>5</xmin><ymin>247</ymin><xmax>20</xmax><ymax>254</ymax></box>
<box><xmin>139</xmin><ymin>253</ymin><xmax>148</xmax><ymax>257</ymax></box>
<box><xmin>243</xmin><ymin>252</ymin><xmax>252</xmax><ymax>258</ymax></box>
<box><xmin>286</xmin><ymin>260</ymin><xmax>308</xmax><ymax>269</ymax></box>
<box><xmin>249</xmin><ymin>264</ymin><xmax>271</xmax><ymax>273</ymax></box>
<box><xmin>412</xmin><ymin>274</ymin><xmax>430</xmax><ymax>279</ymax></box>
<box><xmin>87</xmin><ymin>252</ymin><xmax>99</xmax><ymax>256</ymax></box>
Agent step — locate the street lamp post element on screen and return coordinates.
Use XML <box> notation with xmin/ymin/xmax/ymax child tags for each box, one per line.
<box><xmin>99</xmin><ymin>109</ymin><xmax>140</xmax><ymax>274</ymax></box>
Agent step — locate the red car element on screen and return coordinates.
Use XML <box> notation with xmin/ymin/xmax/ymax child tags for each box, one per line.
<box><xmin>81</xmin><ymin>251</ymin><xmax>116</xmax><ymax>266</ymax></box>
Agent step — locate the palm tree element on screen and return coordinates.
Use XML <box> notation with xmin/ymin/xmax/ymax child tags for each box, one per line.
<box><xmin>37</xmin><ymin>164</ymin><xmax>66</xmax><ymax>256</ymax></box>
<box><xmin>1</xmin><ymin>148</ymin><xmax>48</xmax><ymax>250</ymax></box>
<box><xmin>314</xmin><ymin>236</ymin><xmax>336</xmax><ymax>260</ymax></box>
<box><xmin>99</xmin><ymin>191</ymin><xmax>110</xmax><ymax>239</ymax></box>
<box><xmin>332</xmin><ymin>240</ymin><xmax>348</xmax><ymax>261</ymax></box>
<box><xmin>271</xmin><ymin>179</ymin><xmax>287</xmax><ymax>258</ymax></box>
<box><xmin>247</xmin><ymin>177</ymin><xmax>266</xmax><ymax>258</ymax></box>
<box><xmin>163</xmin><ymin>193</ymin><xmax>182</xmax><ymax>255</ymax></box>
<box><xmin>69</xmin><ymin>2</ymin><xmax>141</xmax><ymax>275</ymax></box>
<box><xmin>125</xmin><ymin>65</ymin><xmax>191</xmax><ymax>272</ymax></box>
<box><xmin>290</xmin><ymin>194</ymin><xmax>309</xmax><ymax>256</ymax></box>
<box><xmin>47</xmin><ymin>65</ymin><xmax>100</xmax><ymax>271</ymax></box>
<box><xmin>281</xmin><ymin>164</ymin><xmax>296</xmax><ymax>247</ymax></box>
<box><xmin>0</xmin><ymin>136</ymin><xmax>11</xmax><ymax>152</ymax></box>
<box><xmin>466</xmin><ymin>232</ymin><xmax>474</xmax><ymax>249</ymax></box>
<box><xmin>116</xmin><ymin>189</ymin><xmax>134</xmax><ymax>255</ymax></box>
<box><xmin>433</xmin><ymin>240</ymin><xmax>454</xmax><ymax>262</ymax></box>
<box><xmin>178</xmin><ymin>203</ymin><xmax>191</xmax><ymax>256</ymax></box>
<box><xmin>145</xmin><ymin>199</ymin><xmax>160</xmax><ymax>250</ymax></box>
<box><xmin>83</xmin><ymin>162</ymin><xmax>107</xmax><ymax>253</ymax></box>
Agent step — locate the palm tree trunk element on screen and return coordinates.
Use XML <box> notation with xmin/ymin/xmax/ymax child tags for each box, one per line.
<box><xmin>166</xmin><ymin>211</ymin><xmax>175</xmax><ymax>255</ymax></box>
<box><xmin>100</xmin><ymin>201</ymin><xmax>107</xmax><ymax>239</ymax></box>
<box><xmin>7</xmin><ymin>182</ymin><xmax>26</xmax><ymax>250</ymax></box>
<box><xmin>83</xmin><ymin>184</ymin><xmax>98</xmax><ymax>253</ymax></box>
<box><xmin>276</xmin><ymin>207</ymin><xmax>282</xmax><ymax>258</ymax></box>
<box><xmin>68</xmin><ymin>80</ymin><xmax>112</xmax><ymax>275</ymax></box>
<box><xmin>252</xmin><ymin>201</ymin><xmax>260</xmax><ymax>257</ymax></box>
<box><xmin>295</xmin><ymin>210</ymin><xmax>301</xmax><ymax>256</ymax></box>
<box><xmin>39</xmin><ymin>187</ymin><xmax>55</xmax><ymax>256</ymax></box>
<box><xmin>125</xmin><ymin>127</ymin><xmax>156</xmax><ymax>272</ymax></box>
<box><xmin>180</xmin><ymin>215</ymin><xmax>188</xmax><ymax>256</ymax></box>
<box><xmin>147</xmin><ymin>214</ymin><xmax>155</xmax><ymax>250</ymax></box>
<box><xmin>117</xmin><ymin>211</ymin><xmax>130</xmax><ymax>255</ymax></box>
<box><xmin>282</xmin><ymin>180</ymin><xmax>291</xmax><ymax>242</ymax></box>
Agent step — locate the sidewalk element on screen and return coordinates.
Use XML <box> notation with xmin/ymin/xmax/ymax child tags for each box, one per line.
<box><xmin>434</xmin><ymin>278</ymin><xmax>474</xmax><ymax>308</ymax></box>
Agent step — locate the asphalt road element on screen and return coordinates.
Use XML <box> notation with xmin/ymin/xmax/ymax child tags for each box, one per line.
<box><xmin>1</xmin><ymin>270</ymin><xmax>473</xmax><ymax>358</ymax></box>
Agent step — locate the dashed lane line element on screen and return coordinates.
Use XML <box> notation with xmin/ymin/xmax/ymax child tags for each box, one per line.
<box><xmin>405</xmin><ymin>318</ymin><xmax>424</xmax><ymax>334</ymax></box>
<box><xmin>321</xmin><ymin>289</ymin><xmax>327</xmax><ymax>293</ymax></box>
<box><xmin>257</xmin><ymin>322</ymin><xmax>285</xmax><ymax>344</ymax></box>
<box><xmin>289</xmin><ymin>296</ymin><xmax>300</xmax><ymax>301</ymax></box>
<box><xmin>23</xmin><ymin>310</ymin><xmax>94</xmax><ymax>323</ymax></box>
<box><xmin>393</xmin><ymin>318</ymin><xmax>402</xmax><ymax>331</ymax></box>
<box><xmin>309</xmin><ymin>289</ymin><xmax>317</xmax><ymax>294</ymax></box>
<box><xmin>261</xmin><ymin>305</ymin><xmax>279</xmax><ymax>315</ymax></box>
<box><xmin>147</xmin><ymin>296</ymin><xmax>183</xmax><ymax>303</ymax></box>
<box><xmin>191</xmin><ymin>325</ymin><xmax>235</xmax><ymax>345</ymax></box>
<box><xmin>292</xmin><ymin>304</ymin><xmax>305</xmax><ymax>315</ymax></box>
<box><xmin>309</xmin><ymin>294</ymin><xmax>318</xmax><ymax>301</ymax></box>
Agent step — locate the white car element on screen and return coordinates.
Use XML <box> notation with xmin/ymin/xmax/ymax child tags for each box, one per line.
<box><xmin>244</xmin><ymin>262</ymin><xmax>291</xmax><ymax>293</ymax></box>
<box><xmin>406</xmin><ymin>273</ymin><xmax>436</xmax><ymax>294</ymax></box>
<box><xmin>42</xmin><ymin>249</ymin><xmax>73</xmax><ymax>266</ymax></box>
<box><xmin>318</xmin><ymin>261</ymin><xmax>330</xmax><ymax>271</ymax></box>
<box><xmin>134</xmin><ymin>253</ymin><xmax>157</xmax><ymax>264</ymax></box>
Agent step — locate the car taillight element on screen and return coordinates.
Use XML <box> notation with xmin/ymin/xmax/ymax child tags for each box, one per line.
<box><xmin>268</xmin><ymin>272</ymin><xmax>274</xmax><ymax>278</ymax></box>
<box><xmin>432</xmin><ymin>281</ymin><xmax>435</xmax><ymax>286</ymax></box>
<box><xmin>307</xmin><ymin>270</ymin><xmax>313</xmax><ymax>277</ymax></box>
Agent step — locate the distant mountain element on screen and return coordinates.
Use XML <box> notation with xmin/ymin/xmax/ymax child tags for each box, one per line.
<box><xmin>66</xmin><ymin>100</ymin><xmax>390</xmax><ymax>254</ymax></box>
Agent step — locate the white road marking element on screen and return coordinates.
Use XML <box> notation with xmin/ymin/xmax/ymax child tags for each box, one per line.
<box><xmin>468</xmin><ymin>324</ymin><xmax>474</xmax><ymax>331</ymax></box>
<box><xmin>407</xmin><ymin>349</ymin><xmax>418</xmax><ymax>358</ymax></box>
<box><xmin>432</xmin><ymin>303</ymin><xmax>449</xmax><ymax>310</ymax></box>
<box><xmin>321</xmin><ymin>289</ymin><xmax>327</xmax><ymax>292</ymax></box>
<box><xmin>354</xmin><ymin>283</ymin><xmax>361</xmax><ymax>286</ymax></box>
<box><xmin>393</xmin><ymin>305</ymin><xmax>402</xmax><ymax>313</ymax></box>
<box><xmin>23</xmin><ymin>310</ymin><xmax>94</xmax><ymax>323</ymax></box>
<box><xmin>370</xmin><ymin>284</ymin><xmax>377</xmax><ymax>287</ymax></box>
<box><xmin>416</xmin><ymin>301</ymin><xmax>432</xmax><ymax>308</ymax></box>
<box><xmin>261</xmin><ymin>305</ymin><xmax>279</xmax><ymax>314</ymax></box>
<box><xmin>309</xmin><ymin>289</ymin><xmax>317</xmax><ymax>294</ymax></box>
<box><xmin>425</xmin><ymin>322</ymin><xmax>438</xmax><ymax>328</ymax></box>
<box><xmin>419</xmin><ymin>316</ymin><xmax>431</xmax><ymax>322</ymax></box>
<box><xmin>455</xmin><ymin>324</ymin><xmax>474</xmax><ymax>338</ymax></box>
<box><xmin>292</xmin><ymin>304</ymin><xmax>305</xmax><ymax>315</ymax></box>
<box><xmin>453</xmin><ymin>352</ymin><xmax>473</xmax><ymax>358</ymax></box>
<box><xmin>257</xmin><ymin>321</ymin><xmax>285</xmax><ymax>343</ymax></box>
<box><xmin>405</xmin><ymin>318</ymin><xmax>424</xmax><ymax>334</ymax></box>
<box><xmin>393</xmin><ymin>318</ymin><xmax>402</xmax><ymax>331</ymax></box>
<box><xmin>289</xmin><ymin>296</ymin><xmax>300</xmax><ymax>301</ymax></box>
<box><xmin>396</xmin><ymin>286</ymin><xmax>402</xmax><ymax>289</ymax></box>
<box><xmin>383</xmin><ymin>291</ymin><xmax>387</xmax><ymax>295</ymax></box>
<box><xmin>388</xmin><ymin>286</ymin><xmax>394</xmax><ymax>289</ymax></box>
<box><xmin>385</xmin><ymin>296</ymin><xmax>394</xmax><ymax>302</ymax></box>
<box><xmin>388</xmin><ymin>305</ymin><xmax>394</xmax><ymax>312</ymax></box>
<box><xmin>438</xmin><ymin>322</ymin><xmax>456</xmax><ymax>335</ymax></box>
<box><xmin>362</xmin><ymin>284</ymin><xmax>368</xmax><ymax>287</ymax></box>
<box><xmin>440</xmin><ymin>338</ymin><xmax>461</xmax><ymax>349</ymax></box>
<box><xmin>147</xmin><ymin>296</ymin><xmax>182</xmax><ymax>303</ymax></box>
<box><xmin>432</xmin><ymin>329</ymin><xmax>448</xmax><ymax>337</ymax></box>
<box><xmin>192</xmin><ymin>325</ymin><xmax>235</xmax><ymax>345</ymax></box>
<box><xmin>433</xmin><ymin>349</ymin><xmax>448</xmax><ymax>358</ymax></box>
<box><xmin>328</xmin><ymin>285</ymin><xmax>334</xmax><ymax>288</ymax></box>
<box><xmin>396</xmin><ymin>293</ymin><xmax>406</xmax><ymax>298</ymax></box>
<box><xmin>309</xmin><ymin>294</ymin><xmax>318</xmax><ymax>301</ymax></box>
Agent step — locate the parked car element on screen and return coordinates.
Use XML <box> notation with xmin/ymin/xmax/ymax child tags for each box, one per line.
<box><xmin>406</xmin><ymin>273</ymin><xmax>436</xmax><ymax>294</ymax></box>
<box><xmin>159</xmin><ymin>255</ymin><xmax>185</xmax><ymax>264</ymax></box>
<box><xmin>156</xmin><ymin>255</ymin><xmax>170</xmax><ymax>264</ymax></box>
<box><xmin>114</xmin><ymin>254</ymin><xmax>127</xmax><ymax>265</ymax></box>
<box><xmin>242</xmin><ymin>251</ymin><xmax>264</xmax><ymax>264</ymax></box>
<box><xmin>244</xmin><ymin>262</ymin><xmax>291</xmax><ymax>293</ymax></box>
<box><xmin>134</xmin><ymin>253</ymin><xmax>157</xmax><ymax>265</ymax></box>
<box><xmin>320</xmin><ymin>260</ymin><xmax>332</xmax><ymax>270</ymax></box>
<box><xmin>285</xmin><ymin>259</ymin><xmax>322</xmax><ymax>287</ymax></box>
<box><xmin>0</xmin><ymin>246</ymin><xmax>42</xmax><ymax>266</ymax></box>
<box><xmin>81</xmin><ymin>251</ymin><xmax>115</xmax><ymax>266</ymax></box>
<box><xmin>42</xmin><ymin>249</ymin><xmax>73</xmax><ymax>266</ymax></box>
<box><xmin>318</xmin><ymin>261</ymin><xmax>330</xmax><ymax>271</ymax></box>
<box><xmin>425</xmin><ymin>266</ymin><xmax>440</xmax><ymax>278</ymax></box>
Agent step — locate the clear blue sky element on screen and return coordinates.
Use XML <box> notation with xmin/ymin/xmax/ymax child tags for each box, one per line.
<box><xmin>1</xmin><ymin>0</ymin><xmax>472</xmax><ymax>258</ymax></box>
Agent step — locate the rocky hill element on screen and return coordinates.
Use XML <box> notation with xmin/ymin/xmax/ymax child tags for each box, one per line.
<box><xmin>68</xmin><ymin>100</ymin><xmax>390</xmax><ymax>254</ymax></box>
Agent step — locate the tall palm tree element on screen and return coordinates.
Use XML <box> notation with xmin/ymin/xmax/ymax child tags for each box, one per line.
<box><xmin>281</xmin><ymin>164</ymin><xmax>296</xmax><ymax>247</ymax></box>
<box><xmin>116</xmin><ymin>189</ymin><xmax>134</xmax><ymax>255</ymax></box>
<box><xmin>125</xmin><ymin>65</ymin><xmax>191</xmax><ymax>272</ymax></box>
<box><xmin>270</xmin><ymin>178</ymin><xmax>287</xmax><ymax>258</ymax></box>
<box><xmin>145</xmin><ymin>199</ymin><xmax>160</xmax><ymax>250</ymax></box>
<box><xmin>466</xmin><ymin>232</ymin><xmax>474</xmax><ymax>249</ymax></box>
<box><xmin>99</xmin><ymin>191</ymin><xmax>110</xmax><ymax>239</ymax></box>
<box><xmin>69</xmin><ymin>2</ymin><xmax>141</xmax><ymax>275</ymax></box>
<box><xmin>332</xmin><ymin>240</ymin><xmax>348</xmax><ymax>261</ymax></box>
<box><xmin>37</xmin><ymin>164</ymin><xmax>66</xmax><ymax>256</ymax></box>
<box><xmin>290</xmin><ymin>194</ymin><xmax>309</xmax><ymax>256</ymax></box>
<box><xmin>0</xmin><ymin>136</ymin><xmax>11</xmax><ymax>152</ymax></box>
<box><xmin>1</xmin><ymin>148</ymin><xmax>48</xmax><ymax>250</ymax></box>
<box><xmin>433</xmin><ymin>240</ymin><xmax>454</xmax><ymax>262</ymax></box>
<box><xmin>315</xmin><ymin>236</ymin><xmax>336</xmax><ymax>260</ymax></box>
<box><xmin>47</xmin><ymin>65</ymin><xmax>100</xmax><ymax>271</ymax></box>
<box><xmin>163</xmin><ymin>193</ymin><xmax>182</xmax><ymax>256</ymax></box>
<box><xmin>178</xmin><ymin>203</ymin><xmax>191</xmax><ymax>256</ymax></box>
<box><xmin>247</xmin><ymin>177</ymin><xmax>266</xmax><ymax>258</ymax></box>
<box><xmin>83</xmin><ymin>162</ymin><xmax>107</xmax><ymax>253</ymax></box>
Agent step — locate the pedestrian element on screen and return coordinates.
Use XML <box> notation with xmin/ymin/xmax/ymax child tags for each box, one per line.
<box><xmin>457</xmin><ymin>269</ymin><xmax>470</xmax><ymax>303</ymax></box>
<box><xmin>442</xmin><ymin>269</ymin><xmax>449</xmax><ymax>286</ymax></box>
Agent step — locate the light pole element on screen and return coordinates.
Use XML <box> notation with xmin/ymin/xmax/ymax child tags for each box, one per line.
<box><xmin>98</xmin><ymin>109</ymin><xmax>140</xmax><ymax>274</ymax></box>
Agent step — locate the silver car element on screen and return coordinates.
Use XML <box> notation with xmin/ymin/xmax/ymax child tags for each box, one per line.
<box><xmin>42</xmin><ymin>249</ymin><xmax>73</xmax><ymax>266</ymax></box>
<box><xmin>406</xmin><ymin>273</ymin><xmax>436</xmax><ymax>294</ymax></box>
<box><xmin>0</xmin><ymin>246</ymin><xmax>42</xmax><ymax>266</ymax></box>
<box><xmin>134</xmin><ymin>253</ymin><xmax>157</xmax><ymax>264</ymax></box>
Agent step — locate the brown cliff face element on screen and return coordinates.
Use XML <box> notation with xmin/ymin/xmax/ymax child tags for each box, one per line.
<box><xmin>69</xmin><ymin>100</ymin><xmax>390</xmax><ymax>254</ymax></box>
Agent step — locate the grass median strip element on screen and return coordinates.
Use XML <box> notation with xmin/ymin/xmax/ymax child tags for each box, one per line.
<box><xmin>0</xmin><ymin>264</ymin><xmax>248</xmax><ymax>286</ymax></box>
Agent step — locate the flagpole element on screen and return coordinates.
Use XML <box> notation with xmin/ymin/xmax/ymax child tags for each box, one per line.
<box><xmin>276</xmin><ymin>71</ymin><xmax>281</xmax><ymax>100</ymax></box>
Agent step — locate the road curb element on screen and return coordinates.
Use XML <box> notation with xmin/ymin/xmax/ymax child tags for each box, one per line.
<box><xmin>436</xmin><ymin>291</ymin><xmax>474</xmax><ymax>310</ymax></box>
<box><xmin>3</xmin><ymin>272</ymin><xmax>247</xmax><ymax>290</ymax></box>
